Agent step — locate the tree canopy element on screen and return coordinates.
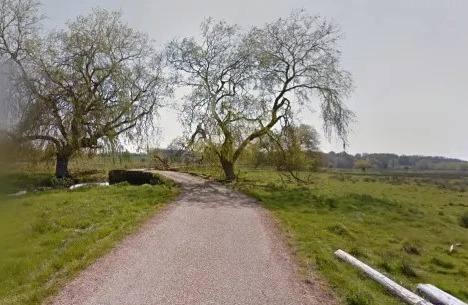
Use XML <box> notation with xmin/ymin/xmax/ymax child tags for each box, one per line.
<box><xmin>0</xmin><ymin>2</ymin><xmax>170</xmax><ymax>177</ymax></box>
<box><xmin>167</xmin><ymin>10</ymin><xmax>354</xmax><ymax>180</ymax></box>
<box><xmin>1</xmin><ymin>3</ymin><xmax>356</xmax><ymax>179</ymax></box>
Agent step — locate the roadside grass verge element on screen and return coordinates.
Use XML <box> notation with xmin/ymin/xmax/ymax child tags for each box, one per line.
<box><xmin>0</xmin><ymin>182</ymin><xmax>179</xmax><ymax>305</ymax></box>
<box><xmin>0</xmin><ymin>170</ymin><xmax>109</xmax><ymax>194</ymax></box>
<box><xmin>233</xmin><ymin>170</ymin><xmax>468</xmax><ymax>305</ymax></box>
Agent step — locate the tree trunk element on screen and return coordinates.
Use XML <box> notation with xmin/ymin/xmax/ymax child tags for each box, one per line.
<box><xmin>417</xmin><ymin>284</ymin><xmax>466</xmax><ymax>305</ymax></box>
<box><xmin>335</xmin><ymin>250</ymin><xmax>433</xmax><ymax>305</ymax></box>
<box><xmin>55</xmin><ymin>154</ymin><xmax>70</xmax><ymax>178</ymax></box>
<box><xmin>220</xmin><ymin>158</ymin><xmax>236</xmax><ymax>181</ymax></box>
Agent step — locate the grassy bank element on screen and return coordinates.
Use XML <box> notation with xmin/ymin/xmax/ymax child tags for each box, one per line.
<box><xmin>230</xmin><ymin>170</ymin><xmax>468</xmax><ymax>304</ymax></box>
<box><xmin>0</xmin><ymin>170</ymin><xmax>110</xmax><ymax>194</ymax></box>
<box><xmin>0</xmin><ymin>153</ymin><xmax>147</xmax><ymax>194</ymax></box>
<box><xmin>0</xmin><ymin>182</ymin><xmax>179</xmax><ymax>305</ymax></box>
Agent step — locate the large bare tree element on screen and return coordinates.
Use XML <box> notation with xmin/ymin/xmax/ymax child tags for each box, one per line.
<box><xmin>167</xmin><ymin>10</ymin><xmax>354</xmax><ymax>180</ymax></box>
<box><xmin>0</xmin><ymin>1</ymin><xmax>170</xmax><ymax>177</ymax></box>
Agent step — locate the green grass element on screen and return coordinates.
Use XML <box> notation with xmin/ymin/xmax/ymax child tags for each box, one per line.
<box><xmin>0</xmin><ymin>153</ymin><xmax>149</xmax><ymax>194</ymax></box>
<box><xmin>231</xmin><ymin>170</ymin><xmax>468</xmax><ymax>305</ymax></box>
<box><xmin>0</xmin><ymin>182</ymin><xmax>179</xmax><ymax>305</ymax></box>
<box><xmin>0</xmin><ymin>169</ymin><xmax>110</xmax><ymax>194</ymax></box>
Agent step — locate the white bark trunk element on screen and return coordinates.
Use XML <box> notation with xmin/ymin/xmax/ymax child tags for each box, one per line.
<box><xmin>417</xmin><ymin>284</ymin><xmax>467</xmax><ymax>305</ymax></box>
<box><xmin>334</xmin><ymin>249</ymin><xmax>433</xmax><ymax>305</ymax></box>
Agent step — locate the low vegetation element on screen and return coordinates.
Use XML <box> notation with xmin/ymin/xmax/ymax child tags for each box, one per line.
<box><xmin>0</xmin><ymin>181</ymin><xmax>179</xmax><ymax>305</ymax></box>
<box><xmin>0</xmin><ymin>154</ymin><xmax>148</xmax><ymax>194</ymax></box>
<box><xmin>188</xmin><ymin>167</ymin><xmax>468</xmax><ymax>304</ymax></box>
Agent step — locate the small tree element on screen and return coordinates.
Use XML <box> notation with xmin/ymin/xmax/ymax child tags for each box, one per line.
<box><xmin>0</xmin><ymin>4</ymin><xmax>170</xmax><ymax>177</ymax></box>
<box><xmin>147</xmin><ymin>148</ymin><xmax>170</xmax><ymax>170</ymax></box>
<box><xmin>267</xmin><ymin>124</ymin><xmax>320</xmax><ymax>170</ymax></box>
<box><xmin>355</xmin><ymin>160</ymin><xmax>372</xmax><ymax>172</ymax></box>
<box><xmin>258</xmin><ymin>124</ymin><xmax>321</xmax><ymax>183</ymax></box>
<box><xmin>167</xmin><ymin>10</ymin><xmax>354</xmax><ymax>180</ymax></box>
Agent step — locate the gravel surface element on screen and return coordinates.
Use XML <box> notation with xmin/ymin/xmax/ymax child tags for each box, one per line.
<box><xmin>48</xmin><ymin>171</ymin><xmax>335</xmax><ymax>305</ymax></box>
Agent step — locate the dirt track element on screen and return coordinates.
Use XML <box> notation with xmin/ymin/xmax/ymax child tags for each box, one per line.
<box><xmin>48</xmin><ymin>171</ymin><xmax>334</xmax><ymax>305</ymax></box>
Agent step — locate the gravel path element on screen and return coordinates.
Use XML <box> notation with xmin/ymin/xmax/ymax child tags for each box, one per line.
<box><xmin>48</xmin><ymin>171</ymin><xmax>334</xmax><ymax>305</ymax></box>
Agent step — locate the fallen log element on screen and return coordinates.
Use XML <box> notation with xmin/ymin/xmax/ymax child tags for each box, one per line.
<box><xmin>334</xmin><ymin>249</ymin><xmax>433</xmax><ymax>305</ymax></box>
<box><xmin>417</xmin><ymin>284</ymin><xmax>467</xmax><ymax>305</ymax></box>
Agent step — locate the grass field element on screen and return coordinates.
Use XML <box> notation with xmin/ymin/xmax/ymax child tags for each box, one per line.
<box><xmin>186</xmin><ymin>166</ymin><xmax>468</xmax><ymax>305</ymax></box>
<box><xmin>0</xmin><ymin>182</ymin><xmax>179</xmax><ymax>305</ymax></box>
<box><xmin>2</xmin><ymin>160</ymin><xmax>467</xmax><ymax>305</ymax></box>
<box><xmin>243</xmin><ymin>171</ymin><xmax>468</xmax><ymax>304</ymax></box>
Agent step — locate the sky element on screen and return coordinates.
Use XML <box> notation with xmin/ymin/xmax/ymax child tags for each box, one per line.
<box><xmin>38</xmin><ymin>0</ymin><xmax>468</xmax><ymax>160</ymax></box>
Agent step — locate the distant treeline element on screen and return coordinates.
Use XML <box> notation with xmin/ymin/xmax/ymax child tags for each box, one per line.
<box><xmin>4</xmin><ymin>145</ymin><xmax>467</xmax><ymax>172</ymax></box>
<box><xmin>323</xmin><ymin>152</ymin><xmax>468</xmax><ymax>171</ymax></box>
<box><xmin>151</xmin><ymin>149</ymin><xmax>468</xmax><ymax>172</ymax></box>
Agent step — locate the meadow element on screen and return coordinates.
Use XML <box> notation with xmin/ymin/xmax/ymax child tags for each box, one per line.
<box><xmin>0</xmin><ymin>154</ymin><xmax>147</xmax><ymax>194</ymax></box>
<box><xmin>2</xmin><ymin>156</ymin><xmax>468</xmax><ymax>305</ymax></box>
<box><xmin>185</xmin><ymin>166</ymin><xmax>468</xmax><ymax>305</ymax></box>
<box><xmin>0</xmin><ymin>181</ymin><xmax>179</xmax><ymax>305</ymax></box>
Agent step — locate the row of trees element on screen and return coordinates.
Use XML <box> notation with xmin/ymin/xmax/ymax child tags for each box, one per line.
<box><xmin>0</xmin><ymin>0</ymin><xmax>354</xmax><ymax>180</ymax></box>
<box><xmin>326</xmin><ymin>152</ymin><xmax>468</xmax><ymax>171</ymax></box>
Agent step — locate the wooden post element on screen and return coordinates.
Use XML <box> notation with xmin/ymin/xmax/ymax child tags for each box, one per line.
<box><xmin>334</xmin><ymin>249</ymin><xmax>433</xmax><ymax>305</ymax></box>
<box><xmin>417</xmin><ymin>284</ymin><xmax>467</xmax><ymax>305</ymax></box>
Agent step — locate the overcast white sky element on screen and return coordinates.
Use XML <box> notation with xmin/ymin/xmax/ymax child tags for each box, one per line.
<box><xmin>39</xmin><ymin>0</ymin><xmax>468</xmax><ymax>160</ymax></box>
